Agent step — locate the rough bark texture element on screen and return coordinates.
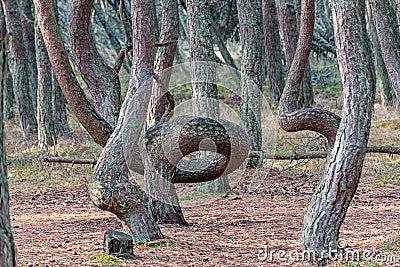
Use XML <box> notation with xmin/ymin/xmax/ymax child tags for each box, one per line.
<box><xmin>262</xmin><ymin>0</ymin><xmax>285</xmax><ymax>108</ymax></box>
<box><xmin>145</xmin><ymin>0</ymin><xmax>185</xmax><ymax>225</ymax></box>
<box><xmin>237</xmin><ymin>0</ymin><xmax>265</xmax><ymax>168</ymax></box>
<box><xmin>33</xmin><ymin>0</ymin><xmax>113</xmax><ymax>147</ymax></box>
<box><xmin>278</xmin><ymin>0</ymin><xmax>340</xmax><ymax>150</ymax></box>
<box><xmin>68</xmin><ymin>0</ymin><xmax>122</xmax><ymax>127</ymax></box>
<box><xmin>0</xmin><ymin>30</ymin><xmax>16</xmax><ymax>267</ymax></box>
<box><xmin>369</xmin><ymin>0</ymin><xmax>400</xmax><ymax>105</ymax></box>
<box><xmin>3</xmin><ymin>0</ymin><xmax>37</xmax><ymax>138</ymax></box>
<box><xmin>89</xmin><ymin>0</ymin><xmax>165</xmax><ymax>242</ymax></box>
<box><xmin>277</xmin><ymin>0</ymin><xmax>314</xmax><ymax>108</ymax></box>
<box><xmin>0</xmin><ymin>4</ymin><xmax>13</xmax><ymax>120</ymax></box>
<box><xmin>21</xmin><ymin>0</ymin><xmax>38</xmax><ymax>111</ymax></box>
<box><xmin>300</xmin><ymin>1</ymin><xmax>376</xmax><ymax>266</ymax></box>
<box><xmin>51</xmin><ymin>0</ymin><xmax>69</xmax><ymax>135</ymax></box>
<box><xmin>36</xmin><ymin>23</ymin><xmax>55</xmax><ymax>149</ymax></box>
<box><xmin>187</xmin><ymin>0</ymin><xmax>229</xmax><ymax>192</ymax></box>
<box><xmin>367</xmin><ymin>3</ymin><xmax>396</xmax><ymax>107</ymax></box>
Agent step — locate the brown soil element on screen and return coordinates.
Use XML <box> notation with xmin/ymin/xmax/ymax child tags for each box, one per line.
<box><xmin>10</xmin><ymin>173</ymin><xmax>400</xmax><ymax>267</ymax></box>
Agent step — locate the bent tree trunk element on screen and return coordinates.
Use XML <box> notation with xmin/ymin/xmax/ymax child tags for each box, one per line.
<box><xmin>262</xmin><ymin>0</ymin><xmax>285</xmax><ymax>109</ymax></box>
<box><xmin>145</xmin><ymin>0</ymin><xmax>186</xmax><ymax>225</ymax></box>
<box><xmin>0</xmin><ymin>31</ymin><xmax>17</xmax><ymax>267</ymax></box>
<box><xmin>237</xmin><ymin>0</ymin><xmax>265</xmax><ymax>168</ymax></box>
<box><xmin>298</xmin><ymin>1</ymin><xmax>376</xmax><ymax>266</ymax></box>
<box><xmin>187</xmin><ymin>0</ymin><xmax>229</xmax><ymax>193</ymax></box>
<box><xmin>68</xmin><ymin>0</ymin><xmax>122</xmax><ymax>127</ymax></box>
<box><xmin>3</xmin><ymin>0</ymin><xmax>37</xmax><ymax>138</ymax></box>
<box><xmin>277</xmin><ymin>0</ymin><xmax>314</xmax><ymax>108</ymax></box>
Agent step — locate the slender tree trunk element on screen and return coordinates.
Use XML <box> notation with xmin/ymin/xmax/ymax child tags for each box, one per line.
<box><xmin>33</xmin><ymin>0</ymin><xmax>113</xmax><ymax>147</ymax></box>
<box><xmin>3</xmin><ymin>0</ymin><xmax>37</xmax><ymax>138</ymax></box>
<box><xmin>36</xmin><ymin>22</ymin><xmax>55</xmax><ymax>149</ymax></box>
<box><xmin>68</xmin><ymin>0</ymin><xmax>122</xmax><ymax>127</ymax></box>
<box><xmin>145</xmin><ymin>0</ymin><xmax>186</xmax><ymax>225</ymax></box>
<box><xmin>21</xmin><ymin>0</ymin><xmax>38</xmax><ymax>111</ymax></box>
<box><xmin>237</xmin><ymin>0</ymin><xmax>265</xmax><ymax>168</ymax></box>
<box><xmin>366</xmin><ymin>3</ymin><xmax>396</xmax><ymax>107</ymax></box>
<box><xmin>262</xmin><ymin>0</ymin><xmax>285</xmax><ymax>109</ymax></box>
<box><xmin>300</xmin><ymin>1</ymin><xmax>376</xmax><ymax>266</ymax></box>
<box><xmin>0</xmin><ymin>27</ymin><xmax>16</xmax><ymax>267</ymax></box>
<box><xmin>51</xmin><ymin>0</ymin><xmax>68</xmax><ymax>136</ymax></box>
<box><xmin>277</xmin><ymin>0</ymin><xmax>314</xmax><ymax>108</ymax></box>
<box><xmin>368</xmin><ymin>0</ymin><xmax>400</xmax><ymax>105</ymax></box>
<box><xmin>0</xmin><ymin>3</ymin><xmax>12</xmax><ymax>120</ymax></box>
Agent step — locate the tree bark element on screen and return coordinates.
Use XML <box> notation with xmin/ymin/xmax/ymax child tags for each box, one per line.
<box><xmin>366</xmin><ymin>3</ymin><xmax>396</xmax><ymax>107</ymax></box>
<box><xmin>51</xmin><ymin>0</ymin><xmax>69</xmax><ymax>136</ymax></box>
<box><xmin>0</xmin><ymin>28</ymin><xmax>16</xmax><ymax>267</ymax></box>
<box><xmin>277</xmin><ymin>0</ymin><xmax>314</xmax><ymax>108</ymax></box>
<box><xmin>3</xmin><ymin>0</ymin><xmax>37</xmax><ymax>138</ymax></box>
<box><xmin>368</xmin><ymin>0</ymin><xmax>400</xmax><ymax>106</ymax></box>
<box><xmin>237</xmin><ymin>0</ymin><xmax>265</xmax><ymax>168</ymax></box>
<box><xmin>262</xmin><ymin>0</ymin><xmax>285</xmax><ymax>109</ymax></box>
<box><xmin>21</xmin><ymin>0</ymin><xmax>38</xmax><ymax>111</ymax></box>
<box><xmin>145</xmin><ymin>0</ymin><xmax>186</xmax><ymax>225</ymax></box>
<box><xmin>300</xmin><ymin>1</ymin><xmax>376</xmax><ymax>266</ymax></box>
<box><xmin>36</xmin><ymin>21</ymin><xmax>55</xmax><ymax>149</ymax></box>
<box><xmin>68</xmin><ymin>0</ymin><xmax>122</xmax><ymax>127</ymax></box>
<box><xmin>33</xmin><ymin>0</ymin><xmax>113</xmax><ymax>147</ymax></box>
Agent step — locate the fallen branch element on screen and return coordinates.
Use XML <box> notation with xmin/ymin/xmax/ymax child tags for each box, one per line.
<box><xmin>42</xmin><ymin>157</ymin><xmax>97</xmax><ymax>166</ymax></box>
<box><xmin>41</xmin><ymin>145</ymin><xmax>400</xmax><ymax>166</ymax></box>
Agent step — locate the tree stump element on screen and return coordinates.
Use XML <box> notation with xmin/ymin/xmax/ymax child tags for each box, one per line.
<box><xmin>103</xmin><ymin>230</ymin><xmax>135</xmax><ymax>259</ymax></box>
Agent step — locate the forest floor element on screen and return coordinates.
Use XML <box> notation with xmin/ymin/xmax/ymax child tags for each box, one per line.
<box><xmin>5</xmin><ymin>94</ymin><xmax>400</xmax><ymax>266</ymax></box>
<box><xmin>8</xmin><ymin>169</ymin><xmax>400</xmax><ymax>267</ymax></box>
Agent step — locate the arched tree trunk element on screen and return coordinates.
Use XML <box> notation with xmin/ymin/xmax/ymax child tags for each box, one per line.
<box><xmin>0</xmin><ymin>28</ymin><xmax>16</xmax><ymax>267</ymax></box>
<box><xmin>277</xmin><ymin>0</ymin><xmax>314</xmax><ymax>108</ymax></box>
<box><xmin>36</xmin><ymin>23</ymin><xmax>55</xmax><ymax>149</ymax></box>
<box><xmin>287</xmin><ymin>1</ymin><xmax>376</xmax><ymax>266</ymax></box>
<box><xmin>237</xmin><ymin>0</ymin><xmax>265</xmax><ymax>168</ymax></box>
<box><xmin>368</xmin><ymin>0</ymin><xmax>400</xmax><ymax>105</ymax></box>
<box><xmin>68</xmin><ymin>0</ymin><xmax>122</xmax><ymax>127</ymax></box>
<box><xmin>3</xmin><ymin>0</ymin><xmax>37</xmax><ymax>138</ymax></box>
<box><xmin>262</xmin><ymin>0</ymin><xmax>285</xmax><ymax>109</ymax></box>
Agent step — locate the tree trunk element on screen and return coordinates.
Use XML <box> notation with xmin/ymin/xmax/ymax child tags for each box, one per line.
<box><xmin>68</xmin><ymin>0</ymin><xmax>122</xmax><ymax>127</ymax></box>
<box><xmin>88</xmin><ymin>0</ymin><xmax>166</xmax><ymax>242</ymax></box>
<box><xmin>3</xmin><ymin>0</ymin><xmax>37</xmax><ymax>138</ymax></box>
<box><xmin>36</xmin><ymin>21</ymin><xmax>55</xmax><ymax>149</ymax></box>
<box><xmin>237</xmin><ymin>0</ymin><xmax>265</xmax><ymax>168</ymax></box>
<box><xmin>187</xmin><ymin>0</ymin><xmax>230</xmax><ymax>193</ymax></box>
<box><xmin>368</xmin><ymin>0</ymin><xmax>400</xmax><ymax>106</ymax></box>
<box><xmin>366</xmin><ymin>3</ymin><xmax>396</xmax><ymax>107</ymax></box>
<box><xmin>51</xmin><ymin>0</ymin><xmax>69</xmax><ymax>136</ymax></box>
<box><xmin>262</xmin><ymin>0</ymin><xmax>285</xmax><ymax>108</ymax></box>
<box><xmin>300</xmin><ymin>1</ymin><xmax>376</xmax><ymax>266</ymax></box>
<box><xmin>0</xmin><ymin>3</ymin><xmax>13</xmax><ymax>120</ymax></box>
<box><xmin>277</xmin><ymin>0</ymin><xmax>314</xmax><ymax>108</ymax></box>
<box><xmin>0</xmin><ymin>28</ymin><xmax>17</xmax><ymax>267</ymax></box>
<box><xmin>21</xmin><ymin>0</ymin><xmax>38</xmax><ymax>111</ymax></box>
<box><xmin>33</xmin><ymin>0</ymin><xmax>113</xmax><ymax>147</ymax></box>
<box><xmin>145</xmin><ymin>0</ymin><xmax>186</xmax><ymax>225</ymax></box>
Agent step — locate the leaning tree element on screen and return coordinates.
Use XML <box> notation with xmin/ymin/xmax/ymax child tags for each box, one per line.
<box><xmin>278</xmin><ymin>0</ymin><xmax>376</xmax><ymax>266</ymax></box>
